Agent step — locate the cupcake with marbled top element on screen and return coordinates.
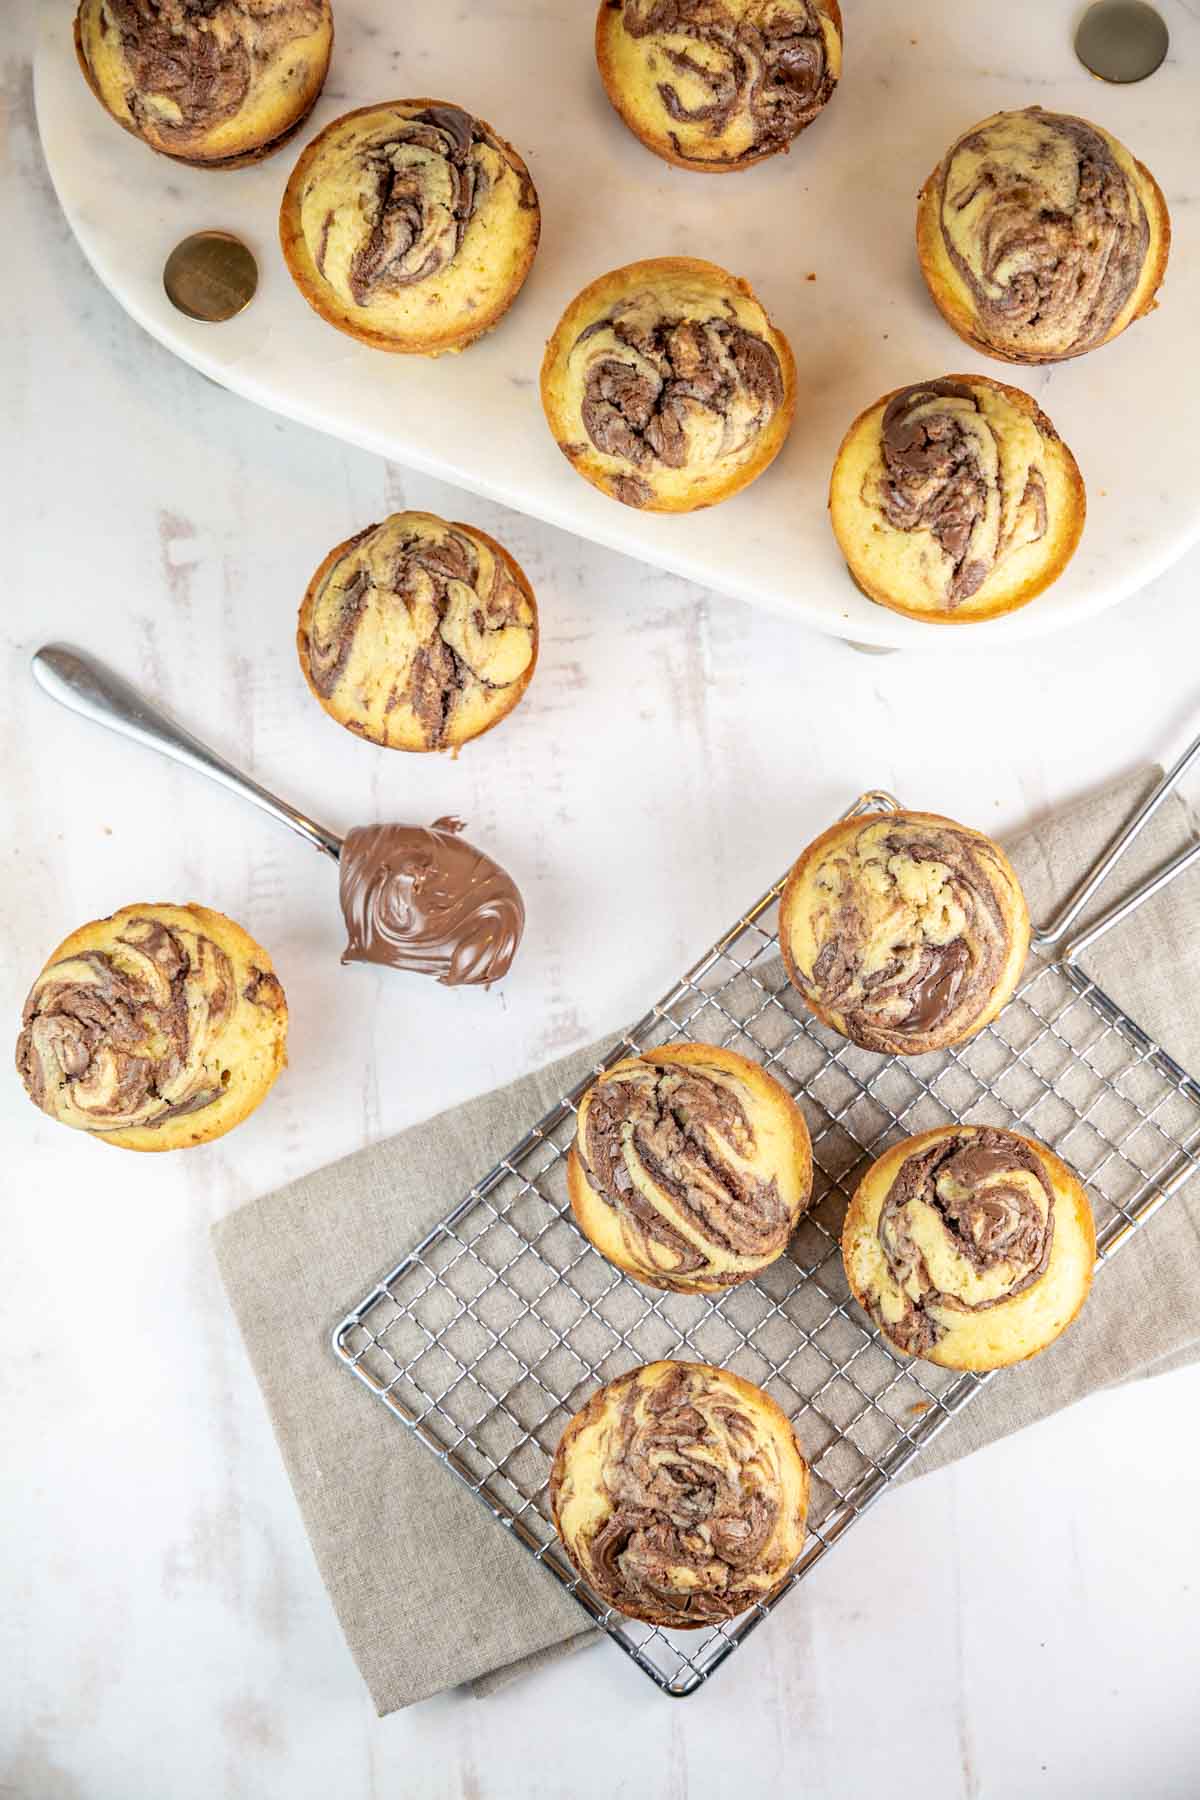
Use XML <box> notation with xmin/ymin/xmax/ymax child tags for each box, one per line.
<box><xmin>75</xmin><ymin>0</ymin><xmax>333</xmax><ymax>168</ymax></box>
<box><xmin>595</xmin><ymin>0</ymin><xmax>842</xmax><ymax>173</ymax></box>
<box><xmin>551</xmin><ymin>1361</ymin><xmax>810</xmax><ymax>1626</ymax></box>
<box><xmin>280</xmin><ymin>100</ymin><xmax>540</xmax><ymax>354</ymax></box>
<box><xmin>297</xmin><ymin>511</ymin><xmax>538</xmax><ymax>752</ymax></box>
<box><xmin>829</xmin><ymin>374</ymin><xmax>1085</xmax><ymax>623</ymax></box>
<box><xmin>780</xmin><ymin>810</ymin><xmax>1030</xmax><ymax>1055</ymax></box>
<box><xmin>917</xmin><ymin>106</ymin><xmax>1170</xmax><ymax>364</ymax></box>
<box><xmin>541</xmin><ymin>257</ymin><xmax>795</xmax><ymax>511</ymax></box>
<box><xmin>843</xmin><ymin>1126</ymin><xmax>1096</xmax><ymax>1370</ymax></box>
<box><xmin>568</xmin><ymin>1043</ymin><xmax>813</xmax><ymax>1292</ymax></box>
<box><xmin>16</xmin><ymin>903</ymin><xmax>287</xmax><ymax>1151</ymax></box>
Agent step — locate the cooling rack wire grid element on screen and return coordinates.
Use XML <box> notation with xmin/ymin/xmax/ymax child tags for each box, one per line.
<box><xmin>335</xmin><ymin>759</ymin><xmax>1200</xmax><ymax>1695</ymax></box>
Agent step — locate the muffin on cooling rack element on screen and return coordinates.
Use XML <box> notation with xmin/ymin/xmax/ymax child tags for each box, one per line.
<box><xmin>568</xmin><ymin>1043</ymin><xmax>812</xmax><ymax>1292</ymax></box>
<box><xmin>75</xmin><ymin>0</ymin><xmax>333</xmax><ymax>168</ymax></box>
<box><xmin>780</xmin><ymin>809</ymin><xmax>1030</xmax><ymax>1054</ymax></box>
<box><xmin>842</xmin><ymin>1125</ymin><xmax>1096</xmax><ymax>1369</ymax></box>
<box><xmin>550</xmin><ymin>1360</ymin><xmax>810</xmax><ymax>1625</ymax></box>
<box><xmin>280</xmin><ymin>100</ymin><xmax>540</xmax><ymax>354</ymax></box>
<box><xmin>16</xmin><ymin>903</ymin><xmax>287</xmax><ymax>1151</ymax></box>
<box><xmin>297</xmin><ymin>511</ymin><xmax>538</xmax><ymax>751</ymax></box>
<box><xmin>916</xmin><ymin>105</ymin><xmax>1170</xmax><ymax>364</ymax></box>
<box><xmin>828</xmin><ymin>374</ymin><xmax>1085</xmax><ymax>624</ymax></box>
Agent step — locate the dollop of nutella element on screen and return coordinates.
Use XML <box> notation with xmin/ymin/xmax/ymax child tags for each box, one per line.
<box><xmin>338</xmin><ymin>819</ymin><xmax>524</xmax><ymax>988</ymax></box>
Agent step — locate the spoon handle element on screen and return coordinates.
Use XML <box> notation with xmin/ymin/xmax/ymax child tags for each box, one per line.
<box><xmin>32</xmin><ymin>644</ymin><xmax>343</xmax><ymax>862</ymax></box>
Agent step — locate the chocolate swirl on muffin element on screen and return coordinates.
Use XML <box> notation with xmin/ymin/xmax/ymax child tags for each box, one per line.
<box><xmin>828</xmin><ymin>373</ymin><xmax>1085</xmax><ymax>623</ymax></box>
<box><xmin>298</xmin><ymin>512</ymin><xmax>538</xmax><ymax>752</ymax></box>
<box><xmin>550</xmin><ymin>1362</ymin><xmax>810</xmax><ymax>1626</ymax></box>
<box><xmin>842</xmin><ymin>1127</ymin><xmax>1096</xmax><ymax>1369</ymax></box>
<box><xmin>780</xmin><ymin>811</ymin><xmax>1030</xmax><ymax>1055</ymax></box>
<box><xmin>871</xmin><ymin>1129</ymin><xmax>1053</xmax><ymax>1355</ymax></box>
<box><xmin>578</xmin><ymin>311</ymin><xmax>784</xmax><ymax>497</ymax></box>
<box><xmin>569</xmin><ymin>1045</ymin><xmax>811</xmax><ymax>1291</ymax></box>
<box><xmin>105</xmin><ymin>0</ymin><xmax>324</xmax><ymax>133</ymax></box>
<box><xmin>917</xmin><ymin>107</ymin><xmax>1170</xmax><ymax>364</ymax></box>
<box><xmin>327</xmin><ymin>106</ymin><xmax>489</xmax><ymax>304</ymax></box>
<box><xmin>281</xmin><ymin>101</ymin><xmax>540</xmax><ymax>354</ymax></box>
<box><xmin>542</xmin><ymin>259</ymin><xmax>795</xmax><ymax>512</ymax></box>
<box><xmin>338</xmin><ymin>819</ymin><xmax>525</xmax><ymax>988</ymax></box>
<box><xmin>16</xmin><ymin>904</ymin><xmax>287</xmax><ymax>1150</ymax></box>
<box><xmin>596</xmin><ymin>0</ymin><xmax>842</xmax><ymax>173</ymax></box>
<box><xmin>881</xmin><ymin>380</ymin><xmax>1046</xmax><ymax>604</ymax></box>
<box><xmin>75</xmin><ymin>0</ymin><xmax>332</xmax><ymax>166</ymax></box>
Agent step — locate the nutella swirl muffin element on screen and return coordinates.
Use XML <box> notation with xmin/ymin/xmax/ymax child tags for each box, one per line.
<box><xmin>297</xmin><ymin>512</ymin><xmax>538</xmax><ymax>752</ymax></box>
<box><xmin>541</xmin><ymin>258</ymin><xmax>795</xmax><ymax>511</ymax></box>
<box><xmin>829</xmin><ymin>374</ymin><xmax>1085</xmax><ymax>623</ymax></box>
<box><xmin>16</xmin><ymin>904</ymin><xmax>287</xmax><ymax>1152</ymax></box>
<box><xmin>280</xmin><ymin>101</ymin><xmax>540</xmax><ymax>354</ymax></box>
<box><xmin>917</xmin><ymin>106</ymin><xmax>1170</xmax><ymax>364</ymax></box>
<box><xmin>550</xmin><ymin>1361</ymin><xmax>810</xmax><ymax>1626</ymax></box>
<box><xmin>780</xmin><ymin>811</ymin><xmax>1030</xmax><ymax>1055</ymax></box>
<box><xmin>75</xmin><ymin>0</ymin><xmax>332</xmax><ymax>168</ymax></box>
<box><xmin>843</xmin><ymin>1127</ymin><xmax>1096</xmax><ymax>1369</ymax></box>
<box><xmin>568</xmin><ymin>1044</ymin><xmax>813</xmax><ymax>1292</ymax></box>
<box><xmin>595</xmin><ymin>0</ymin><xmax>842</xmax><ymax>173</ymax></box>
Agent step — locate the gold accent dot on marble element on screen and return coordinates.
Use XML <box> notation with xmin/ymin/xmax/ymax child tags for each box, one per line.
<box><xmin>163</xmin><ymin>231</ymin><xmax>258</xmax><ymax>323</ymax></box>
<box><xmin>1075</xmin><ymin>1</ymin><xmax>1169</xmax><ymax>83</ymax></box>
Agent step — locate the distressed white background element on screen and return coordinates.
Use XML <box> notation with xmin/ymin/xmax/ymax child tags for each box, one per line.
<box><xmin>4</xmin><ymin>8</ymin><xmax>1200</xmax><ymax>1796</ymax></box>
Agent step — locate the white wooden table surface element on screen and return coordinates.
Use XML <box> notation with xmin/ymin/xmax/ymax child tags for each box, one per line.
<box><xmin>4</xmin><ymin>11</ymin><xmax>1199</xmax><ymax>1796</ymax></box>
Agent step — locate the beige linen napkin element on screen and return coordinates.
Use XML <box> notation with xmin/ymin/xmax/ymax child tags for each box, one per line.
<box><xmin>213</xmin><ymin>768</ymin><xmax>1200</xmax><ymax>1713</ymax></box>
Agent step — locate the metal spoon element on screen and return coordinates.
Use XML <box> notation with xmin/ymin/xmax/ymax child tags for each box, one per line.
<box><xmin>32</xmin><ymin>643</ymin><xmax>343</xmax><ymax>859</ymax></box>
<box><xmin>30</xmin><ymin>645</ymin><xmax>525</xmax><ymax>987</ymax></box>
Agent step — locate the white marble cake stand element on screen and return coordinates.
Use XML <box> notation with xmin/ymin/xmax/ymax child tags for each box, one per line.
<box><xmin>34</xmin><ymin>1</ymin><xmax>1200</xmax><ymax>649</ymax></box>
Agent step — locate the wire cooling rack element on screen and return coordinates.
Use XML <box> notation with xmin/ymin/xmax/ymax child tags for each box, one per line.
<box><xmin>334</xmin><ymin>761</ymin><xmax>1200</xmax><ymax>1697</ymax></box>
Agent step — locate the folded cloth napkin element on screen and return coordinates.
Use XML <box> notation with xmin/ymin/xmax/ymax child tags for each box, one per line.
<box><xmin>213</xmin><ymin>767</ymin><xmax>1200</xmax><ymax>1713</ymax></box>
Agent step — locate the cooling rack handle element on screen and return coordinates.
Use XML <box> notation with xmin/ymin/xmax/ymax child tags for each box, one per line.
<box><xmin>840</xmin><ymin>789</ymin><xmax>901</xmax><ymax>819</ymax></box>
<box><xmin>1060</xmin><ymin>835</ymin><xmax>1200</xmax><ymax>966</ymax></box>
<box><xmin>1032</xmin><ymin>730</ymin><xmax>1200</xmax><ymax>954</ymax></box>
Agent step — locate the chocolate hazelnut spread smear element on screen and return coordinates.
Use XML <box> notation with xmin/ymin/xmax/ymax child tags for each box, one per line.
<box><xmin>577</xmin><ymin>1057</ymin><xmax>790</xmax><ymax>1287</ymax></box>
<box><xmin>619</xmin><ymin>0</ymin><xmax>837</xmax><ymax>162</ymax></box>
<box><xmin>15</xmin><ymin>913</ymin><xmax>281</xmax><ymax>1133</ymax></box>
<box><xmin>575</xmin><ymin>306</ymin><xmax>783</xmax><ymax>492</ymax></box>
<box><xmin>878</xmin><ymin>381</ymin><xmax>1050</xmax><ymax>605</ymax></box>
<box><xmin>338</xmin><ymin>819</ymin><xmax>524</xmax><ymax>988</ymax></box>
<box><xmin>868</xmin><ymin>1130</ymin><xmax>1056</xmax><ymax>1354</ymax></box>
<box><xmin>103</xmin><ymin>0</ymin><xmax>326</xmax><ymax>140</ymax></box>
<box><xmin>560</xmin><ymin>1363</ymin><xmax>800</xmax><ymax>1623</ymax></box>
<box><xmin>936</xmin><ymin>107</ymin><xmax>1152</xmax><ymax>359</ymax></box>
